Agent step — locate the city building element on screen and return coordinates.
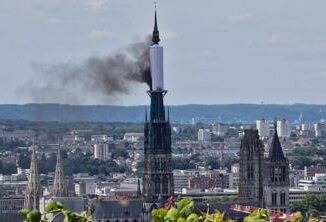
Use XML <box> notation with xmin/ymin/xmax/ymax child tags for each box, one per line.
<box><xmin>304</xmin><ymin>164</ymin><xmax>326</xmax><ymax>178</ymax></box>
<box><xmin>123</xmin><ymin>133</ymin><xmax>144</xmax><ymax>142</ymax></box>
<box><xmin>91</xmin><ymin>135</ymin><xmax>113</xmax><ymax>143</ymax></box>
<box><xmin>198</xmin><ymin>129</ymin><xmax>211</xmax><ymax>142</ymax></box>
<box><xmin>212</xmin><ymin>123</ymin><xmax>228</xmax><ymax>137</ymax></box>
<box><xmin>93</xmin><ymin>142</ymin><xmax>111</xmax><ymax>161</ymax></box>
<box><xmin>298</xmin><ymin>174</ymin><xmax>326</xmax><ymax>191</ymax></box>
<box><xmin>263</xmin><ymin>124</ymin><xmax>290</xmax><ymax>213</ymax></box>
<box><xmin>314</xmin><ymin>123</ymin><xmax>326</xmax><ymax>137</ymax></box>
<box><xmin>173</xmin><ymin>170</ymin><xmax>190</xmax><ymax>192</ymax></box>
<box><xmin>277</xmin><ymin>119</ymin><xmax>290</xmax><ymax>138</ymax></box>
<box><xmin>256</xmin><ymin>119</ymin><xmax>270</xmax><ymax>138</ymax></box>
<box><xmin>75</xmin><ymin>182</ymin><xmax>96</xmax><ymax>196</ymax></box>
<box><xmin>238</xmin><ymin>129</ymin><xmax>264</xmax><ymax>205</ymax></box>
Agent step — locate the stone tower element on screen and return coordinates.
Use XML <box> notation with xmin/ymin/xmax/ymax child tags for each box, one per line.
<box><xmin>142</xmin><ymin>9</ymin><xmax>174</xmax><ymax>203</ymax></box>
<box><xmin>263</xmin><ymin>124</ymin><xmax>290</xmax><ymax>213</ymax></box>
<box><xmin>52</xmin><ymin>148</ymin><xmax>68</xmax><ymax>197</ymax></box>
<box><xmin>24</xmin><ymin>147</ymin><xmax>41</xmax><ymax>210</ymax></box>
<box><xmin>238</xmin><ymin>129</ymin><xmax>264</xmax><ymax>206</ymax></box>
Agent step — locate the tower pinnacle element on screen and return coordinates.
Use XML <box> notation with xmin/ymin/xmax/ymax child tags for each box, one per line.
<box><xmin>152</xmin><ymin>4</ymin><xmax>160</xmax><ymax>45</ymax></box>
<box><xmin>24</xmin><ymin>146</ymin><xmax>41</xmax><ymax>210</ymax></box>
<box><xmin>52</xmin><ymin>147</ymin><xmax>68</xmax><ymax>197</ymax></box>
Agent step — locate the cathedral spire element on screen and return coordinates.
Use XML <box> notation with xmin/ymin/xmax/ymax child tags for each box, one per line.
<box><xmin>24</xmin><ymin>146</ymin><xmax>41</xmax><ymax>210</ymax></box>
<box><xmin>52</xmin><ymin>146</ymin><xmax>68</xmax><ymax>197</ymax></box>
<box><xmin>152</xmin><ymin>3</ymin><xmax>160</xmax><ymax>45</ymax></box>
<box><xmin>268</xmin><ymin>121</ymin><xmax>286</xmax><ymax>161</ymax></box>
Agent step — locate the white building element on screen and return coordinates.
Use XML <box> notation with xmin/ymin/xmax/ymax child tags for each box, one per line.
<box><xmin>314</xmin><ymin>123</ymin><xmax>326</xmax><ymax>137</ymax></box>
<box><xmin>277</xmin><ymin>119</ymin><xmax>290</xmax><ymax>138</ymax></box>
<box><xmin>173</xmin><ymin>170</ymin><xmax>191</xmax><ymax>192</ymax></box>
<box><xmin>75</xmin><ymin>182</ymin><xmax>96</xmax><ymax>196</ymax></box>
<box><xmin>298</xmin><ymin>174</ymin><xmax>326</xmax><ymax>191</ymax></box>
<box><xmin>256</xmin><ymin>119</ymin><xmax>270</xmax><ymax>138</ymax></box>
<box><xmin>123</xmin><ymin>133</ymin><xmax>144</xmax><ymax>142</ymax></box>
<box><xmin>212</xmin><ymin>123</ymin><xmax>228</xmax><ymax>137</ymax></box>
<box><xmin>93</xmin><ymin>142</ymin><xmax>111</xmax><ymax>161</ymax></box>
<box><xmin>91</xmin><ymin>135</ymin><xmax>113</xmax><ymax>143</ymax></box>
<box><xmin>198</xmin><ymin>129</ymin><xmax>211</xmax><ymax>142</ymax></box>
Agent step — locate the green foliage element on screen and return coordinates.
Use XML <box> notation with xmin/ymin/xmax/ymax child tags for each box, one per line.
<box><xmin>19</xmin><ymin>201</ymin><xmax>92</xmax><ymax>222</ymax></box>
<box><xmin>243</xmin><ymin>209</ymin><xmax>269</xmax><ymax>222</ymax></box>
<box><xmin>285</xmin><ymin>212</ymin><xmax>304</xmax><ymax>222</ymax></box>
<box><xmin>290</xmin><ymin>194</ymin><xmax>326</xmax><ymax>215</ymax></box>
<box><xmin>151</xmin><ymin>198</ymin><xmax>233</xmax><ymax>222</ymax></box>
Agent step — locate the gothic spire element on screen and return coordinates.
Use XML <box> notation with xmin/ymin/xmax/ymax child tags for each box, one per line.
<box><xmin>152</xmin><ymin>4</ymin><xmax>160</xmax><ymax>45</ymax></box>
<box><xmin>24</xmin><ymin>146</ymin><xmax>41</xmax><ymax>210</ymax></box>
<box><xmin>268</xmin><ymin>121</ymin><xmax>286</xmax><ymax>161</ymax></box>
<box><xmin>52</xmin><ymin>147</ymin><xmax>68</xmax><ymax>197</ymax></box>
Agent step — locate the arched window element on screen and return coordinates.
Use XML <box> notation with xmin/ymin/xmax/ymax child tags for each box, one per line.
<box><xmin>272</xmin><ymin>192</ymin><xmax>277</xmax><ymax>205</ymax></box>
<box><xmin>162</xmin><ymin>176</ymin><xmax>169</xmax><ymax>194</ymax></box>
<box><xmin>280</xmin><ymin>192</ymin><xmax>286</xmax><ymax>206</ymax></box>
<box><xmin>154</xmin><ymin>177</ymin><xmax>160</xmax><ymax>194</ymax></box>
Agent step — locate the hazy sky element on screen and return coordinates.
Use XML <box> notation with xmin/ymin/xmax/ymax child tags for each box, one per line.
<box><xmin>1</xmin><ymin>0</ymin><xmax>326</xmax><ymax>105</ymax></box>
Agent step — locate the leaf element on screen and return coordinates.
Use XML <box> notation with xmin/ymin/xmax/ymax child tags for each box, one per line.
<box><xmin>186</xmin><ymin>213</ymin><xmax>199</xmax><ymax>222</ymax></box>
<box><xmin>177</xmin><ymin>218</ymin><xmax>187</xmax><ymax>222</ymax></box>
<box><xmin>27</xmin><ymin>210</ymin><xmax>42</xmax><ymax>222</ymax></box>
<box><xmin>45</xmin><ymin>201</ymin><xmax>65</xmax><ymax>213</ymax></box>
<box><xmin>177</xmin><ymin>198</ymin><xmax>193</xmax><ymax>211</ymax></box>
<box><xmin>165</xmin><ymin>208</ymin><xmax>179</xmax><ymax>222</ymax></box>
<box><xmin>18</xmin><ymin>209</ymin><xmax>30</xmax><ymax>220</ymax></box>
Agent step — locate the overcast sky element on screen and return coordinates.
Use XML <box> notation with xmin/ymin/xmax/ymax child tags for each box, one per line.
<box><xmin>1</xmin><ymin>0</ymin><xmax>326</xmax><ymax>105</ymax></box>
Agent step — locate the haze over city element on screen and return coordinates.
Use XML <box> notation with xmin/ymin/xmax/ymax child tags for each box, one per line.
<box><xmin>1</xmin><ymin>0</ymin><xmax>326</xmax><ymax>105</ymax></box>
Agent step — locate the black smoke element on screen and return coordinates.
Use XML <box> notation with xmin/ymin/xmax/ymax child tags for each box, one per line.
<box><xmin>27</xmin><ymin>36</ymin><xmax>152</xmax><ymax>104</ymax></box>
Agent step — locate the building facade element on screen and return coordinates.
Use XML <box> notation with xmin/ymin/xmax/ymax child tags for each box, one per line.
<box><xmin>94</xmin><ymin>142</ymin><xmax>111</xmax><ymax>161</ymax></box>
<box><xmin>256</xmin><ymin>119</ymin><xmax>270</xmax><ymax>138</ymax></box>
<box><xmin>263</xmin><ymin>125</ymin><xmax>290</xmax><ymax>213</ymax></box>
<box><xmin>238</xmin><ymin>129</ymin><xmax>264</xmax><ymax>205</ymax></box>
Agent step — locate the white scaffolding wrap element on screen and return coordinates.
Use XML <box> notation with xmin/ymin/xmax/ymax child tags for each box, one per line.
<box><xmin>150</xmin><ymin>45</ymin><xmax>164</xmax><ymax>91</ymax></box>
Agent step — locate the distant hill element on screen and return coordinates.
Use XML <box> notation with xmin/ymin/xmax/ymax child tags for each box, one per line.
<box><xmin>0</xmin><ymin>103</ymin><xmax>324</xmax><ymax>124</ymax></box>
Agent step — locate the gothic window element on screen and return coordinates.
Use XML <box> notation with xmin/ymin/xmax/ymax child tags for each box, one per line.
<box><xmin>250</xmin><ymin>164</ymin><xmax>254</xmax><ymax>179</ymax></box>
<box><xmin>162</xmin><ymin>176</ymin><xmax>169</xmax><ymax>194</ymax></box>
<box><xmin>274</xmin><ymin>167</ymin><xmax>281</xmax><ymax>182</ymax></box>
<box><xmin>154</xmin><ymin>177</ymin><xmax>161</xmax><ymax>194</ymax></box>
<box><xmin>280</xmin><ymin>192</ymin><xmax>286</xmax><ymax>206</ymax></box>
<box><xmin>272</xmin><ymin>192</ymin><xmax>277</xmax><ymax>205</ymax></box>
<box><xmin>282</xmin><ymin>167</ymin><xmax>286</xmax><ymax>182</ymax></box>
<box><xmin>271</xmin><ymin>167</ymin><xmax>275</xmax><ymax>182</ymax></box>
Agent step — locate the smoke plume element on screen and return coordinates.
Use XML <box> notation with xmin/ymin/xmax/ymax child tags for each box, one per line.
<box><xmin>27</xmin><ymin>36</ymin><xmax>152</xmax><ymax>104</ymax></box>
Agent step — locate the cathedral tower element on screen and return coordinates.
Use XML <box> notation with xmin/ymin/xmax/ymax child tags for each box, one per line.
<box><xmin>263</xmin><ymin>123</ymin><xmax>290</xmax><ymax>213</ymax></box>
<box><xmin>143</xmin><ymin>8</ymin><xmax>174</xmax><ymax>203</ymax></box>
<box><xmin>24</xmin><ymin>147</ymin><xmax>41</xmax><ymax>210</ymax></box>
<box><xmin>238</xmin><ymin>129</ymin><xmax>264</xmax><ymax>206</ymax></box>
<box><xmin>51</xmin><ymin>148</ymin><xmax>68</xmax><ymax>197</ymax></box>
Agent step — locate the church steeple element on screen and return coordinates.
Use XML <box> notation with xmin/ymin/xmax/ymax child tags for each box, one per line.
<box><xmin>52</xmin><ymin>147</ymin><xmax>68</xmax><ymax>197</ymax></box>
<box><xmin>24</xmin><ymin>147</ymin><xmax>41</xmax><ymax>210</ymax></box>
<box><xmin>269</xmin><ymin>121</ymin><xmax>286</xmax><ymax>161</ymax></box>
<box><xmin>152</xmin><ymin>6</ymin><xmax>160</xmax><ymax>45</ymax></box>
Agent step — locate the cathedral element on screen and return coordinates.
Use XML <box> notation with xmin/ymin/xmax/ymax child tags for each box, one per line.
<box><xmin>142</xmin><ymin>7</ymin><xmax>174</xmax><ymax>206</ymax></box>
<box><xmin>239</xmin><ymin>124</ymin><xmax>290</xmax><ymax>212</ymax></box>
